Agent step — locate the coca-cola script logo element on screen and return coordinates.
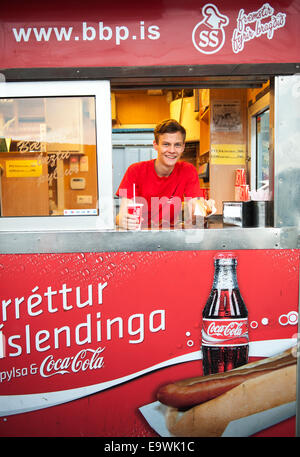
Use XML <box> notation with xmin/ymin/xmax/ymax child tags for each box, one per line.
<box><xmin>202</xmin><ymin>318</ymin><xmax>248</xmax><ymax>346</ymax></box>
<box><xmin>192</xmin><ymin>4</ymin><xmax>229</xmax><ymax>54</ymax></box>
<box><xmin>40</xmin><ymin>347</ymin><xmax>105</xmax><ymax>378</ymax></box>
<box><xmin>207</xmin><ymin>321</ymin><xmax>244</xmax><ymax>337</ymax></box>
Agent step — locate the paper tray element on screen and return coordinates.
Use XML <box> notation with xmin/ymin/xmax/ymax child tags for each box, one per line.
<box><xmin>139</xmin><ymin>400</ymin><xmax>296</xmax><ymax>437</ymax></box>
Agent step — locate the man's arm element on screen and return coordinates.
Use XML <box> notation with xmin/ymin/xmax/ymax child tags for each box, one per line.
<box><xmin>185</xmin><ymin>197</ymin><xmax>199</xmax><ymax>226</ymax></box>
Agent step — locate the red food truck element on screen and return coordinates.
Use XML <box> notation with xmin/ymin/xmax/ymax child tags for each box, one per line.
<box><xmin>0</xmin><ymin>0</ymin><xmax>299</xmax><ymax>440</ymax></box>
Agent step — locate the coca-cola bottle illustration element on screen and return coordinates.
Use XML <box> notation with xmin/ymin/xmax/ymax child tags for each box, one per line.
<box><xmin>202</xmin><ymin>253</ymin><xmax>249</xmax><ymax>375</ymax></box>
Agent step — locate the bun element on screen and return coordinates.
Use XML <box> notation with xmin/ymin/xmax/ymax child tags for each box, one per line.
<box><xmin>165</xmin><ymin>365</ymin><xmax>296</xmax><ymax>437</ymax></box>
<box><xmin>194</xmin><ymin>199</ymin><xmax>209</xmax><ymax>217</ymax></box>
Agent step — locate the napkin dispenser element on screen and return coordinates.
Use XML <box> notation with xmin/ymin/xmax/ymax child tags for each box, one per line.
<box><xmin>223</xmin><ymin>201</ymin><xmax>274</xmax><ymax>227</ymax></box>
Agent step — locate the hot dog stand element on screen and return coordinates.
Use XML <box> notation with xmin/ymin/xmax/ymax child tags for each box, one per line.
<box><xmin>0</xmin><ymin>0</ymin><xmax>299</xmax><ymax>439</ymax></box>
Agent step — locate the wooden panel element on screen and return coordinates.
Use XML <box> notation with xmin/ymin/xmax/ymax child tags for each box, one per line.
<box><xmin>114</xmin><ymin>92</ymin><xmax>169</xmax><ymax>126</ymax></box>
<box><xmin>0</xmin><ymin>154</ymin><xmax>49</xmax><ymax>216</ymax></box>
<box><xmin>63</xmin><ymin>145</ymin><xmax>98</xmax><ymax>211</ymax></box>
<box><xmin>209</xmin><ymin>88</ymin><xmax>247</xmax><ymax>213</ymax></box>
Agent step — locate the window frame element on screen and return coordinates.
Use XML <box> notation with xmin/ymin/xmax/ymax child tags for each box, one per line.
<box><xmin>0</xmin><ymin>80</ymin><xmax>113</xmax><ymax>231</ymax></box>
<box><xmin>248</xmin><ymin>92</ymin><xmax>270</xmax><ymax>193</ymax></box>
<box><xmin>255</xmin><ymin>108</ymin><xmax>270</xmax><ymax>189</ymax></box>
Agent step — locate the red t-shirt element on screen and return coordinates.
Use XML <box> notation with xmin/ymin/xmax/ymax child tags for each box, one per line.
<box><xmin>116</xmin><ymin>159</ymin><xmax>204</xmax><ymax>228</ymax></box>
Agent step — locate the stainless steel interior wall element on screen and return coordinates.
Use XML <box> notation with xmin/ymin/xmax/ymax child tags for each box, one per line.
<box><xmin>274</xmin><ymin>75</ymin><xmax>300</xmax><ymax>438</ymax></box>
<box><xmin>274</xmin><ymin>75</ymin><xmax>300</xmax><ymax>230</ymax></box>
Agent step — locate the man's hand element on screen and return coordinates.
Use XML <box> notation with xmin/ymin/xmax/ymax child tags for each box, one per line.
<box><xmin>185</xmin><ymin>197</ymin><xmax>216</xmax><ymax>226</ymax></box>
<box><xmin>116</xmin><ymin>198</ymin><xmax>142</xmax><ymax>230</ymax></box>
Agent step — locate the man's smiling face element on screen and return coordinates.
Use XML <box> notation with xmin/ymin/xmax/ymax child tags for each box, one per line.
<box><xmin>153</xmin><ymin>131</ymin><xmax>185</xmax><ymax>171</ymax></box>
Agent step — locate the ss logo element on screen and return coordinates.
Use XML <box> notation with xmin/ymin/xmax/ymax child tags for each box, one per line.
<box><xmin>192</xmin><ymin>4</ymin><xmax>229</xmax><ymax>55</ymax></box>
<box><xmin>198</xmin><ymin>30</ymin><xmax>220</xmax><ymax>48</ymax></box>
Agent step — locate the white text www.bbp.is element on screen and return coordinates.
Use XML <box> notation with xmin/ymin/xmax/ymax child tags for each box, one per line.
<box><xmin>12</xmin><ymin>21</ymin><xmax>161</xmax><ymax>45</ymax></box>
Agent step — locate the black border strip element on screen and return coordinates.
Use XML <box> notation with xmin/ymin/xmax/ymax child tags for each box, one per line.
<box><xmin>1</xmin><ymin>63</ymin><xmax>299</xmax><ymax>87</ymax></box>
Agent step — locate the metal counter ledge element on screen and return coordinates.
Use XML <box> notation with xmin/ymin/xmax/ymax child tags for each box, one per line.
<box><xmin>0</xmin><ymin>220</ymin><xmax>298</xmax><ymax>254</ymax></box>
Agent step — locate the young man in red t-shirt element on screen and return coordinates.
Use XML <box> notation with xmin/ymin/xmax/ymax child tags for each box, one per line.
<box><xmin>116</xmin><ymin>119</ymin><xmax>213</xmax><ymax>229</ymax></box>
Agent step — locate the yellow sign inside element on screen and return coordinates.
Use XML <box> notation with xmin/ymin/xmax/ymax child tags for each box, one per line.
<box><xmin>6</xmin><ymin>160</ymin><xmax>43</xmax><ymax>178</ymax></box>
<box><xmin>211</xmin><ymin>144</ymin><xmax>246</xmax><ymax>165</ymax></box>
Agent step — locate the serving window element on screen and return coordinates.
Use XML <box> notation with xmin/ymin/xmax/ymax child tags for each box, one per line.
<box><xmin>112</xmin><ymin>80</ymin><xmax>273</xmax><ymax>229</ymax></box>
<box><xmin>0</xmin><ymin>81</ymin><xmax>113</xmax><ymax>231</ymax></box>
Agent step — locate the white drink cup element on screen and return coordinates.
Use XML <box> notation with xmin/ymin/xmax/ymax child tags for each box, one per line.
<box><xmin>127</xmin><ymin>203</ymin><xmax>144</xmax><ymax>230</ymax></box>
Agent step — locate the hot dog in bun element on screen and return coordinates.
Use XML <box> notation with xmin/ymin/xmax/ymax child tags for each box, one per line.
<box><xmin>194</xmin><ymin>198</ymin><xmax>215</xmax><ymax>217</ymax></box>
<box><xmin>157</xmin><ymin>346</ymin><xmax>296</xmax><ymax>437</ymax></box>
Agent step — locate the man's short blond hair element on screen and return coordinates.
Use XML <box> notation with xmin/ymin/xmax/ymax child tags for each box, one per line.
<box><xmin>154</xmin><ymin>119</ymin><xmax>186</xmax><ymax>143</ymax></box>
